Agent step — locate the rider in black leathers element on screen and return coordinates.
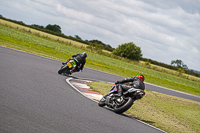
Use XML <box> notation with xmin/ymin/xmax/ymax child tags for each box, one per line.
<box><xmin>114</xmin><ymin>75</ymin><xmax>145</xmax><ymax>97</ymax></box>
<box><xmin>63</xmin><ymin>52</ymin><xmax>87</xmax><ymax>74</ymax></box>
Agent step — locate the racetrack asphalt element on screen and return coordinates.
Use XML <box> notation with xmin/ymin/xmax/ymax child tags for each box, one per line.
<box><xmin>1</xmin><ymin>46</ymin><xmax>167</xmax><ymax>133</ymax></box>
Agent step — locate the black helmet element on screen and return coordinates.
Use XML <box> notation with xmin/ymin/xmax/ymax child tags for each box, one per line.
<box><xmin>81</xmin><ymin>52</ymin><xmax>87</xmax><ymax>58</ymax></box>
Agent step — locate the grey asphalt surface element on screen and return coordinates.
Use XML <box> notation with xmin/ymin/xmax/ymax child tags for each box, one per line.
<box><xmin>0</xmin><ymin>46</ymin><xmax>199</xmax><ymax>133</ymax></box>
<box><xmin>0</xmin><ymin>46</ymin><xmax>164</xmax><ymax>133</ymax></box>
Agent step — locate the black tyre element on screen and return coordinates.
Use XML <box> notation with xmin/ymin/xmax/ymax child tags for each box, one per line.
<box><xmin>114</xmin><ymin>97</ymin><xmax>133</xmax><ymax>114</ymax></box>
<box><xmin>98</xmin><ymin>96</ymin><xmax>106</xmax><ymax>107</ymax></box>
<box><xmin>58</xmin><ymin>65</ymin><xmax>68</xmax><ymax>74</ymax></box>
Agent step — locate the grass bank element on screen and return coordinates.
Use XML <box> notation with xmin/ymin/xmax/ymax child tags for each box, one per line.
<box><xmin>0</xmin><ymin>21</ymin><xmax>200</xmax><ymax>97</ymax></box>
<box><xmin>88</xmin><ymin>81</ymin><xmax>200</xmax><ymax>133</ymax></box>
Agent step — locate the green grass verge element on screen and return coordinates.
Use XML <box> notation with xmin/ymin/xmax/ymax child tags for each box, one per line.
<box><xmin>0</xmin><ymin>22</ymin><xmax>200</xmax><ymax>97</ymax></box>
<box><xmin>0</xmin><ymin>19</ymin><xmax>88</xmax><ymax>48</ymax></box>
<box><xmin>87</xmin><ymin>81</ymin><xmax>200</xmax><ymax>133</ymax></box>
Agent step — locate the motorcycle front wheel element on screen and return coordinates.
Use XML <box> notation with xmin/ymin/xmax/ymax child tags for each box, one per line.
<box><xmin>58</xmin><ymin>65</ymin><xmax>69</xmax><ymax>74</ymax></box>
<box><xmin>98</xmin><ymin>96</ymin><xmax>106</xmax><ymax>107</ymax></box>
<box><xmin>114</xmin><ymin>97</ymin><xmax>133</xmax><ymax>114</ymax></box>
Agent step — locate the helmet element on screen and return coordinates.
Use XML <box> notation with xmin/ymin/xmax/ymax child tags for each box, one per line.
<box><xmin>137</xmin><ymin>75</ymin><xmax>145</xmax><ymax>82</ymax></box>
<box><xmin>81</xmin><ymin>52</ymin><xmax>87</xmax><ymax>58</ymax></box>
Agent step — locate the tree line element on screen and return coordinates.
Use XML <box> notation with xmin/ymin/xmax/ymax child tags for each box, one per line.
<box><xmin>32</xmin><ymin>23</ymin><xmax>115</xmax><ymax>52</ymax></box>
<box><xmin>32</xmin><ymin>24</ymin><xmax>62</xmax><ymax>34</ymax></box>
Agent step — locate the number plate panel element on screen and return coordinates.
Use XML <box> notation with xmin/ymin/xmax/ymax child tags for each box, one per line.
<box><xmin>67</xmin><ymin>62</ymin><xmax>73</xmax><ymax>68</ymax></box>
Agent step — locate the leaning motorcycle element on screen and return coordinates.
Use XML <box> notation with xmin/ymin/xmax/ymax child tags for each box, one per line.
<box><xmin>58</xmin><ymin>59</ymin><xmax>76</xmax><ymax>75</ymax></box>
<box><xmin>98</xmin><ymin>85</ymin><xmax>145</xmax><ymax>114</ymax></box>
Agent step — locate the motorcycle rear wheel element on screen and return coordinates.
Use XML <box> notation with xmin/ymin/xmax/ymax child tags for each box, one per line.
<box><xmin>114</xmin><ymin>97</ymin><xmax>133</xmax><ymax>114</ymax></box>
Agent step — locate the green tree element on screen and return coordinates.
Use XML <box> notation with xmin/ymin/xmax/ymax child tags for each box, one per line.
<box><xmin>75</xmin><ymin>35</ymin><xmax>82</xmax><ymax>40</ymax></box>
<box><xmin>112</xmin><ymin>42</ymin><xmax>142</xmax><ymax>60</ymax></box>
<box><xmin>45</xmin><ymin>24</ymin><xmax>61</xmax><ymax>33</ymax></box>
<box><xmin>31</xmin><ymin>24</ymin><xmax>44</xmax><ymax>29</ymax></box>
<box><xmin>171</xmin><ymin>59</ymin><xmax>188</xmax><ymax>69</ymax></box>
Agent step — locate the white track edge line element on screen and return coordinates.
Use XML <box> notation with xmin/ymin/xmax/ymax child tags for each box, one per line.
<box><xmin>66</xmin><ymin>78</ymin><xmax>98</xmax><ymax>103</ymax></box>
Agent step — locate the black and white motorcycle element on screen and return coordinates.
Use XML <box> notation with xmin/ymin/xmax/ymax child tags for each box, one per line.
<box><xmin>98</xmin><ymin>85</ymin><xmax>145</xmax><ymax>114</ymax></box>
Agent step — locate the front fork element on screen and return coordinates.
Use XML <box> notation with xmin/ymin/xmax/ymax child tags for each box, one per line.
<box><xmin>105</xmin><ymin>94</ymin><xmax>124</xmax><ymax>108</ymax></box>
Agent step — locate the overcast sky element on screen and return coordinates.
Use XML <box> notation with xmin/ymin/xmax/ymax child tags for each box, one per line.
<box><xmin>0</xmin><ymin>0</ymin><xmax>200</xmax><ymax>71</ymax></box>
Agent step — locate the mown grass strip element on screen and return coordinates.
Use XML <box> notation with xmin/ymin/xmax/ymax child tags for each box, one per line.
<box><xmin>87</xmin><ymin>81</ymin><xmax>200</xmax><ymax>133</ymax></box>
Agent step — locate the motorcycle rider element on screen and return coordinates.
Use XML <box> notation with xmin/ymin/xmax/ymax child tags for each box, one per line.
<box><xmin>100</xmin><ymin>74</ymin><xmax>145</xmax><ymax>105</ymax></box>
<box><xmin>62</xmin><ymin>52</ymin><xmax>87</xmax><ymax>74</ymax></box>
<box><xmin>115</xmin><ymin>75</ymin><xmax>145</xmax><ymax>97</ymax></box>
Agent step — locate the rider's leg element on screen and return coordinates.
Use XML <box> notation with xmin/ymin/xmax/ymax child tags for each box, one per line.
<box><xmin>116</xmin><ymin>84</ymin><xmax>123</xmax><ymax>96</ymax></box>
<box><xmin>117</xmin><ymin>84</ymin><xmax>132</xmax><ymax>96</ymax></box>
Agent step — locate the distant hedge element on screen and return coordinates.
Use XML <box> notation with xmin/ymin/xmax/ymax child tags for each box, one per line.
<box><xmin>141</xmin><ymin>58</ymin><xmax>200</xmax><ymax>77</ymax></box>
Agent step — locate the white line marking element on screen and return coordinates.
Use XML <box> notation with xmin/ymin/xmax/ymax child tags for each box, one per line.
<box><xmin>145</xmin><ymin>82</ymin><xmax>200</xmax><ymax>98</ymax></box>
<box><xmin>66</xmin><ymin>78</ymin><xmax>98</xmax><ymax>103</ymax></box>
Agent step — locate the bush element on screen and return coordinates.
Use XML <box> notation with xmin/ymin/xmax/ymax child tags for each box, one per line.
<box><xmin>112</xmin><ymin>42</ymin><xmax>142</xmax><ymax>61</ymax></box>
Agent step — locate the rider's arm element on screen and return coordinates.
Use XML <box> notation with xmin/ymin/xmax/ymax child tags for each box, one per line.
<box><xmin>72</xmin><ymin>54</ymin><xmax>80</xmax><ymax>58</ymax></box>
<box><xmin>116</xmin><ymin>77</ymin><xmax>137</xmax><ymax>84</ymax></box>
<box><xmin>72</xmin><ymin>54</ymin><xmax>77</xmax><ymax>58</ymax></box>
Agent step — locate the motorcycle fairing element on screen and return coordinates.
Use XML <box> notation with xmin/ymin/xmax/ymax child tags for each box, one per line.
<box><xmin>108</xmin><ymin>85</ymin><xmax>118</xmax><ymax>95</ymax></box>
<box><xmin>67</xmin><ymin>60</ymin><xmax>76</xmax><ymax>69</ymax></box>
